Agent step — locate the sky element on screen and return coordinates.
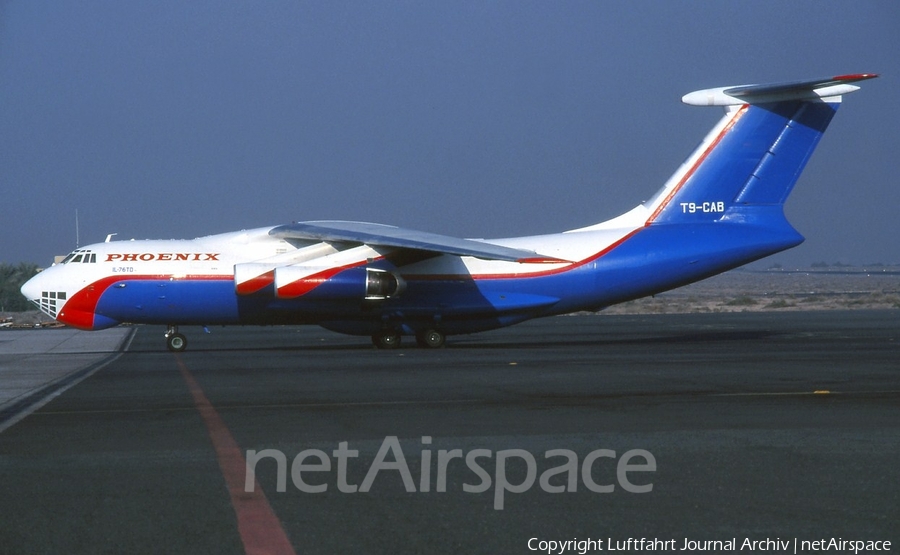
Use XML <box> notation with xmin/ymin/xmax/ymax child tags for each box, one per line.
<box><xmin>1</xmin><ymin>1</ymin><xmax>897</xmax><ymax>268</ymax></box>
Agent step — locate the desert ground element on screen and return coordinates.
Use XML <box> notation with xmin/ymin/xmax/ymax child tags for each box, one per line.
<box><xmin>599</xmin><ymin>267</ymin><xmax>900</xmax><ymax>314</ymax></box>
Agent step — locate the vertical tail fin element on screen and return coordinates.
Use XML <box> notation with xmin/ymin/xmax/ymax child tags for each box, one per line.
<box><xmin>645</xmin><ymin>74</ymin><xmax>876</xmax><ymax>225</ymax></box>
<box><xmin>568</xmin><ymin>75</ymin><xmax>875</xmax><ymax>306</ymax></box>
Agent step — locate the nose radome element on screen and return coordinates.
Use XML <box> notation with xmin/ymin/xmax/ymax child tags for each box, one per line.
<box><xmin>20</xmin><ymin>272</ymin><xmax>43</xmax><ymax>303</ymax></box>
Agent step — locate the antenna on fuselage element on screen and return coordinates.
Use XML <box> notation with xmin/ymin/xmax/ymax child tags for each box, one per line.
<box><xmin>75</xmin><ymin>209</ymin><xmax>80</xmax><ymax>248</ymax></box>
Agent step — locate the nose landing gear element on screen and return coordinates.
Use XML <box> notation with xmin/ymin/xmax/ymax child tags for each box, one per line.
<box><xmin>165</xmin><ymin>325</ymin><xmax>187</xmax><ymax>352</ymax></box>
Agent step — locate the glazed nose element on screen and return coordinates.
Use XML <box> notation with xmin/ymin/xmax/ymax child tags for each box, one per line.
<box><xmin>20</xmin><ymin>268</ymin><xmax>73</xmax><ymax>320</ymax></box>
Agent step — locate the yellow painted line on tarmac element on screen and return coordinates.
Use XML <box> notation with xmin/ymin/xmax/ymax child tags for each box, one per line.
<box><xmin>715</xmin><ymin>390</ymin><xmax>838</xmax><ymax>397</ymax></box>
<box><xmin>715</xmin><ymin>389</ymin><xmax>900</xmax><ymax>397</ymax></box>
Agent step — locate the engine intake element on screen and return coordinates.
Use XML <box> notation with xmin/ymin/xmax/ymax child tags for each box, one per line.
<box><xmin>365</xmin><ymin>268</ymin><xmax>404</xmax><ymax>300</ymax></box>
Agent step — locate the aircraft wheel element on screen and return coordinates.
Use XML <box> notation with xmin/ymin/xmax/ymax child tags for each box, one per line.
<box><xmin>416</xmin><ymin>329</ymin><xmax>445</xmax><ymax>349</ymax></box>
<box><xmin>167</xmin><ymin>333</ymin><xmax>188</xmax><ymax>352</ymax></box>
<box><xmin>372</xmin><ymin>331</ymin><xmax>401</xmax><ymax>350</ymax></box>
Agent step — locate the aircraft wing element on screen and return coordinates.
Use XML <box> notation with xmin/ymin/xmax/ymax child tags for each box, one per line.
<box><xmin>269</xmin><ymin>220</ymin><xmax>563</xmax><ymax>263</ymax></box>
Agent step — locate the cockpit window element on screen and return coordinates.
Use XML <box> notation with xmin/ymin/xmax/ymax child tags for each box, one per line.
<box><xmin>61</xmin><ymin>249</ymin><xmax>97</xmax><ymax>264</ymax></box>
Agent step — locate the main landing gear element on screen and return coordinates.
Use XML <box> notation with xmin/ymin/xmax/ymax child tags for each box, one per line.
<box><xmin>371</xmin><ymin>330</ymin><xmax>401</xmax><ymax>349</ymax></box>
<box><xmin>165</xmin><ymin>325</ymin><xmax>187</xmax><ymax>352</ymax></box>
<box><xmin>370</xmin><ymin>329</ymin><xmax>446</xmax><ymax>350</ymax></box>
<box><xmin>416</xmin><ymin>329</ymin><xmax>446</xmax><ymax>349</ymax></box>
<box><xmin>162</xmin><ymin>325</ymin><xmax>445</xmax><ymax>351</ymax></box>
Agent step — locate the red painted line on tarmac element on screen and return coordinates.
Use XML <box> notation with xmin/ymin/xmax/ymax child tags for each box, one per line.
<box><xmin>176</xmin><ymin>356</ymin><xmax>296</xmax><ymax>555</ymax></box>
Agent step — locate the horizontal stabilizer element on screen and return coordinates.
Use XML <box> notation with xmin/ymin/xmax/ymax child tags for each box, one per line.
<box><xmin>682</xmin><ymin>73</ymin><xmax>877</xmax><ymax>106</ymax></box>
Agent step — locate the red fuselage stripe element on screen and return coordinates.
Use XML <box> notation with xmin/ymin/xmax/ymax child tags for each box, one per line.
<box><xmin>58</xmin><ymin>274</ymin><xmax>232</xmax><ymax>329</ymax></box>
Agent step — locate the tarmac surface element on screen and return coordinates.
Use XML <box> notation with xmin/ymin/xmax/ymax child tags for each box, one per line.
<box><xmin>0</xmin><ymin>311</ymin><xmax>898</xmax><ymax>554</ymax></box>
<box><xmin>0</xmin><ymin>327</ymin><xmax>134</xmax><ymax>433</ymax></box>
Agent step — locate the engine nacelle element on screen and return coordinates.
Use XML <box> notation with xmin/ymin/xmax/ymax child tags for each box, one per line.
<box><xmin>234</xmin><ymin>263</ymin><xmax>276</xmax><ymax>295</ymax></box>
<box><xmin>274</xmin><ymin>265</ymin><xmax>404</xmax><ymax>300</ymax></box>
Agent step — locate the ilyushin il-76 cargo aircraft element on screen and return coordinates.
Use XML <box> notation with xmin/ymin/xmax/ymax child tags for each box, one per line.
<box><xmin>22</xmin><ymin>74</ymin><xmax>876</xmax><ymax>351</ymax></box>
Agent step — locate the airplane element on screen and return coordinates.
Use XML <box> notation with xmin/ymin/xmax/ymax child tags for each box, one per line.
<box><xmin>21</xmin><ymin>74</ymin><xmax>876</xmax><ymax>352</ymax></box>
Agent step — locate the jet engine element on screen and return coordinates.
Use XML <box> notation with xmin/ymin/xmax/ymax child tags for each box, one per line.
<box><xmin>272</xmin><ymin>265</ymin><xmax>404</xmax><ymax>301</ymax></box>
